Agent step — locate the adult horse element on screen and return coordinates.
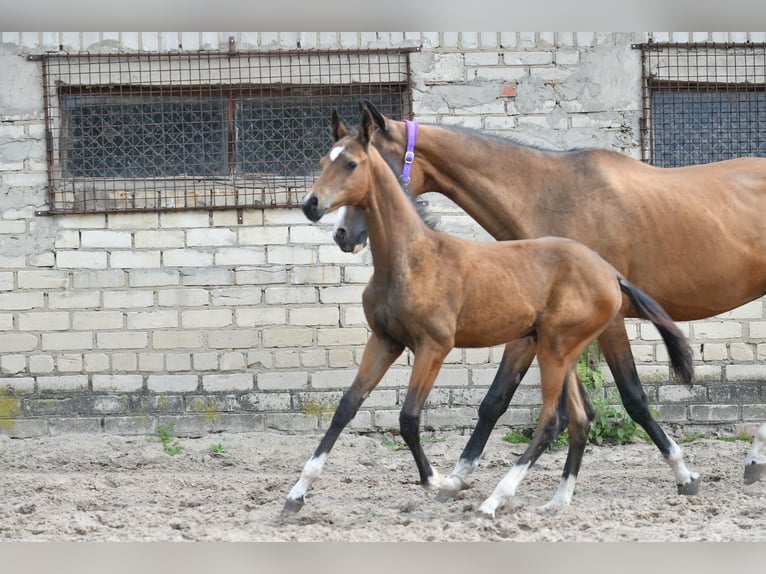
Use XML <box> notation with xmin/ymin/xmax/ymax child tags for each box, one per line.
<box><xmin>333</xmin><ymin>100</ymin><xmax>766</xmax><ymax>491</ymax></box>
<box><xmin>284</xmin><ymin>106</ymin><xmax>693</xmax><ymax>516</ymax></box>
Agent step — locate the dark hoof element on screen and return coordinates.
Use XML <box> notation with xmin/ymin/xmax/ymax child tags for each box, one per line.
<box><xmin>677</xmin><ymin>476</ymin><xmax>700</xmax><ymax>496</ymax></box>
<box><xmin>281</xmin><ymin>497</ymin><xmax>305</xmax><ymax>514</ymax></box>
<box><xmin>743</xmin><ymin>462</ymin><xmax>766</xmax><ymax>486</ymax></box>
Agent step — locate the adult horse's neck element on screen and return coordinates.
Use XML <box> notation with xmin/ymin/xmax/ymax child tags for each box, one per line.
<box><xmin>409</xmin><ymin>123</ymin><xmax>553</xmax><ymax>241</ymax></box>
<box><xmin>362</xmin><ymin>148</ymin><xmax>432</xmax><ymax>278</ymax></box>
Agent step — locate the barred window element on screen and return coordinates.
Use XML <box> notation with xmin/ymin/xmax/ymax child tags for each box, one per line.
<box><xmin>36</xmin><ymin>48</ymin><xmax>415</xmax><ymax>214</ymax></box>
<box><xmin>636</xmin><ymin>42</ymin><xmax>766</xmax><ymax>167</ymax></box>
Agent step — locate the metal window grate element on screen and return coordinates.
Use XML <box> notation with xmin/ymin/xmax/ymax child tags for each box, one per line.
<box><xmin>635</xmin><ymin>42</ymin><xmax>766</xmax><ymax>167</ymax></box>
<box><xmin>34</xmin><ymin>47</ymin><xmax>416</xmax><ymax>214</ymax></box>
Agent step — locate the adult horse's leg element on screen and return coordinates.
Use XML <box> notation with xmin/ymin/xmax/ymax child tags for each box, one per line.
<box><xmin>283</xmin><ymin>333</ymin><xmax>404</xmax><ymax>513</ymax></box>
<box><xmin>438</xmin><ymin>337</ymin><xmax>539</xmax><ymax>493</ymax></box>
<box><xmin>539</xmin><ymin>368</ymin><xmax>594</xmax><ymax>510</ymax></box>
<box><xmin>598</xmin><ymin>319</ymin><xmax>700</xmax><ymax>495</ymax></box>
<box><xmin>744</xmin><ymin>423</ymin><xmax>766</xmax><ymax>485</ymax></box>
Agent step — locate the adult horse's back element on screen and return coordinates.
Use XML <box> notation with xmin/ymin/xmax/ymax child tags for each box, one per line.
<box><xmin>335</xmin><ymin>100</ymin><xmax>766</xmax><ymax>489</ymax></box>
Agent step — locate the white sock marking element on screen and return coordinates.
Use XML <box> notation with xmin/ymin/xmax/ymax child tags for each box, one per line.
<box><xmin>540</xmin><ymin>474</ymin><xmax>577</xmax><ymax>510</ymax></box>
<box><xmin>478</xmin><ymin>462</ymin><xmax>531</xmax><ymax>517</ymax></box>
<box><xmin>287</xmin><ymin>453</ymin><xmax>327</xmax><ymax>501</ymax></box>
<box><xmin>666</xmin><ymin>439</ymin><xmax>698</xmax><ymax>486</ymax></box>
<box><xmin>450</xmin><ymin>458</ymin><xmax>479</xmax><ymax>482</ymax></box>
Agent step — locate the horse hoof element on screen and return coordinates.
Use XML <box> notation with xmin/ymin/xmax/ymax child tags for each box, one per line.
<box><xmin>477</xmin><ymin>506</ymin><xmax>496</xmax><ymax>519</ymax></box>
<box><xmin>677</xmin><ymin>476</ymin><xmax>700</xmax><ymax>496</ymax></box>
<box><xmin>281</xmin><ymin>497</ymin><xmax>305</xmax><ymax>514</ymax></box>
<box><xmin>743</xmin><ymin>462</ymin><xmax>766</xmax><ymax>486</ymax></box>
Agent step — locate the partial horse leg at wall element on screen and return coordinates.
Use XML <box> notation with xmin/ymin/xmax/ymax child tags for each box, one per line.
<box><xmin>744</xmin><ymin>422</ymin><xmax>766</xmax><ymax>486</ymax></box>
<box><xmin>283</xmin><ymin>333</ymin><xmax>404</xmax><ymax>513</ymax></box>
<box><xmin>597</xmin><ymin>321</ymin><xmax>700</xmax><ymax>495</ymax></box>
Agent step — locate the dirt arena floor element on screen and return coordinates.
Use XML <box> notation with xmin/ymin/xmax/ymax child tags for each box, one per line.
<box><xmin>0</xmin><ymin>429</ymin><xmax>764</xmax><ymax>542</ymax></box>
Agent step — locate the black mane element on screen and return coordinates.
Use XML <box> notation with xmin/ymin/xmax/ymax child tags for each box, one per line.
<box><xmin>376</xmin><ymin>142</ymin><xmax>438</xmax><ymax>231</ymax></box>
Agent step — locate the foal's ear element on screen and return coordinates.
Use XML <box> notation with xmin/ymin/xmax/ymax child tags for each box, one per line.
<box><xmin>363</xmin><ymin>99</ymin><xmax>387</xmax><ymax>133</ymax></box>
<box><xmin>330</xmin><ymin>110</ymin><xmax>348</xmax><ymax>142</ymax></box>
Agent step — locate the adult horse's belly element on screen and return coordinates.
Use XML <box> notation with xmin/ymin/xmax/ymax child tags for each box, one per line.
<box><xmin>607</xmin><ymin>166</ymin><xmax>766</xmax><ymax>321</ymax></box>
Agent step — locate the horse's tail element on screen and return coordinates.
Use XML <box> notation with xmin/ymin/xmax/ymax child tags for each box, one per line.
<box><xmin>618</xmin><ymin>276</ymin><xmax>694</xmax><ymax>386</ymax></box>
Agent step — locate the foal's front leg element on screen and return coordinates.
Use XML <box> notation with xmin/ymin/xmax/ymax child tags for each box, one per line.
<box><xmin>398</xmin><ymin>343</ymin><xmax>451</xmax><ymax>490</ymax></box>
<box><xmin>283</xmin><ymin>333</ymin><xmax>404</xmax><ymax>513</ymax></box>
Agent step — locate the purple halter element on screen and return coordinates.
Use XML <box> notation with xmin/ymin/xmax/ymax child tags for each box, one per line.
<box><xmin>401</xmin><ymin>119</ymin><xmax>418</xmax><ymax>185</ymax></box>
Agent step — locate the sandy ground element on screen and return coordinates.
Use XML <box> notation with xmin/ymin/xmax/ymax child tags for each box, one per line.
<box><xmin>0</xmin><ymin>429</ymin><xmax>764</xmax><ymax>542</ymax></box>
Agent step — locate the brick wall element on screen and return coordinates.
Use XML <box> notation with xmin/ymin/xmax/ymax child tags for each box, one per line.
<box><xmin>1</xmin><ymin>32</ymin><xmax>765</xmax><ymax>438</ymax></box>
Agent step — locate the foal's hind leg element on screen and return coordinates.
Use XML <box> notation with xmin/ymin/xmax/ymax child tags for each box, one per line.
<box><xmin>540</xmin><ymin>368</ymin><xmax>594</xmax><ymax>510</ymax></box>
<box><xmin>283</xmin><ymin>333</ymin><xmax>404</xmax><ymax>513</ymax></box>
<box><xmin>438</xmin><ymin>337</ymin><xmax>539</xmax><ymax>493</ymax></box>
<box><xmin>744</xmin><ymin>422</ymin><xmax>766</xmax><ymax>486</ymax></box>
<box><xmin>598</xmin><ymin>320</ymin><xmax>699</xmax><ymax>495</ymax></box>
<box><xmin>478</xmin><ymin>350</ymin><xmax>573</xmax><ymax>517</ymax></box>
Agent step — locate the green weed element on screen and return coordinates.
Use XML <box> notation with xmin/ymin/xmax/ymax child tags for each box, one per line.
<box><xmin>149</xmin><ymin>422</ymin><xmax>182</xmax><ymax>456</ymax></box>
<box><xmin>210</xmin><ymin>442</ymin><xmax>227</xmax><ymax>456</ymax></box>
<box><xmin>502</xmin><ymin>430</ymin><xmax>532</xmax><ymax>444</ymax></box>
<box><xmin>577</xmin><ymin>345</ymin><xmax>645</xmax><ymax>446</ymax></box>
<box><xmin>679</xmin><ymin>432</ymin><xmax>707</xmax><ymax>444</ymax></box>
<box><xmin>719</xmin><ymin>431</ymin><xmax>753</xmax><ymax>443</ymax></box>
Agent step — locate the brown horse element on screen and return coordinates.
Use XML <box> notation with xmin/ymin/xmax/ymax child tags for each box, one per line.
<box><xmin>333</xmin><ymin>100</ymin><xmax>766</xmax><ymax>491</ymax></box>
<box><xmin>283</xmin><ymin>106</ymin><xmax>693</xmax><ymax>516</ymax></box>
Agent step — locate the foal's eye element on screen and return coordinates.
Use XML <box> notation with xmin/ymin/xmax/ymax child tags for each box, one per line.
<box><xmin>346</xmin><ymin>160</ymin><xmax>357</xmax><ymax>170</ymax></box>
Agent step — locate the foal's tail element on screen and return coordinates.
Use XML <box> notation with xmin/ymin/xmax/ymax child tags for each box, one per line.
<box><xmin>618</xmin><ymin>276</ymin><xmax>694</xmax><ymax>386</ymax></box>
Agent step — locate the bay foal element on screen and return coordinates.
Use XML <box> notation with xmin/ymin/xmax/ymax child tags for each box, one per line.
<box><xmin>283</xmin><ymin>107</ymin><xmax>693</xmax><ymax>516</ymax></box>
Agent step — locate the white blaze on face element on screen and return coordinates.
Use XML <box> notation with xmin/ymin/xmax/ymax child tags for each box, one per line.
<box><xmin>329</xmin><ymin>145</ymin><xmax>345</xmax><ymax>162</ymax></box>
<box><xmin>333</xmin><ymin>206</ymin><xmax>348</xmax><ymax>233</ymax></box>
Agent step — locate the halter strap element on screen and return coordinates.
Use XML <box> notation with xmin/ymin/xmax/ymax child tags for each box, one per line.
<box><xmin>401</xmin><ymin>119</ymin><xmax>418</xmax><ymax>185</ymax></box>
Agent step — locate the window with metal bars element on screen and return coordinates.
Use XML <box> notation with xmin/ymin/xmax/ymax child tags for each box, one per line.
<box><xmin>35</xmin><ymin>48</ymin><xmax>415</xmax><ymax>214</ymax></box>
<box><xmin>635</xmin><ymin>42</ymin><xmax>766</xmax><ymax>167</ymax></box>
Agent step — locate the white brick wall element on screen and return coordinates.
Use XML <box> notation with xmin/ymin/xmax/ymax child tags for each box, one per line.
<box><xmin>0</xmin><ymin>31</ymin><xmax>765</xmax><ymax>436</ymax></box>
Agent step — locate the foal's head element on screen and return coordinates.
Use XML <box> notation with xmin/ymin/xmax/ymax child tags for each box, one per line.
<box><xmin>301</xmin><ymin>108</ymin><xmax>377</xmax><ymax>223</ymax></box>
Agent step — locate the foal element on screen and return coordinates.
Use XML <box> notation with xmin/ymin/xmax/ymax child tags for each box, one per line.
<box><xmin>284</xmin><ymin>107</ymin><xmax>693</xmax><ymax>516</ymax></box>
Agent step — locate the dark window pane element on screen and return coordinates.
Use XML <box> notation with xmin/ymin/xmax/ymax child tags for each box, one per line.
<box><xmin>61</xmin><ymin>95</ymin><xmax>228</xmax><ymax>178</ymax></box>
<box><xmin>42</xmin><ymin>50</ymin><xmax>413</xmax><ymax>213</ymax></box>
<box><xmin>651</xmin><ymin>90</ymin><xmax>766</xmax><ymax>167</ymax></box>
<box><xmin>235</xmin><ymin>93</ymin><xmax>405</xmax><ymax>177</ymax></box>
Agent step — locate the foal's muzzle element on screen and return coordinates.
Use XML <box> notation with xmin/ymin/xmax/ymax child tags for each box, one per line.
<box><xmin>301</xmin><ymin>194</ymin><xmax>323</xmax><ymax>222</ymax></box>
